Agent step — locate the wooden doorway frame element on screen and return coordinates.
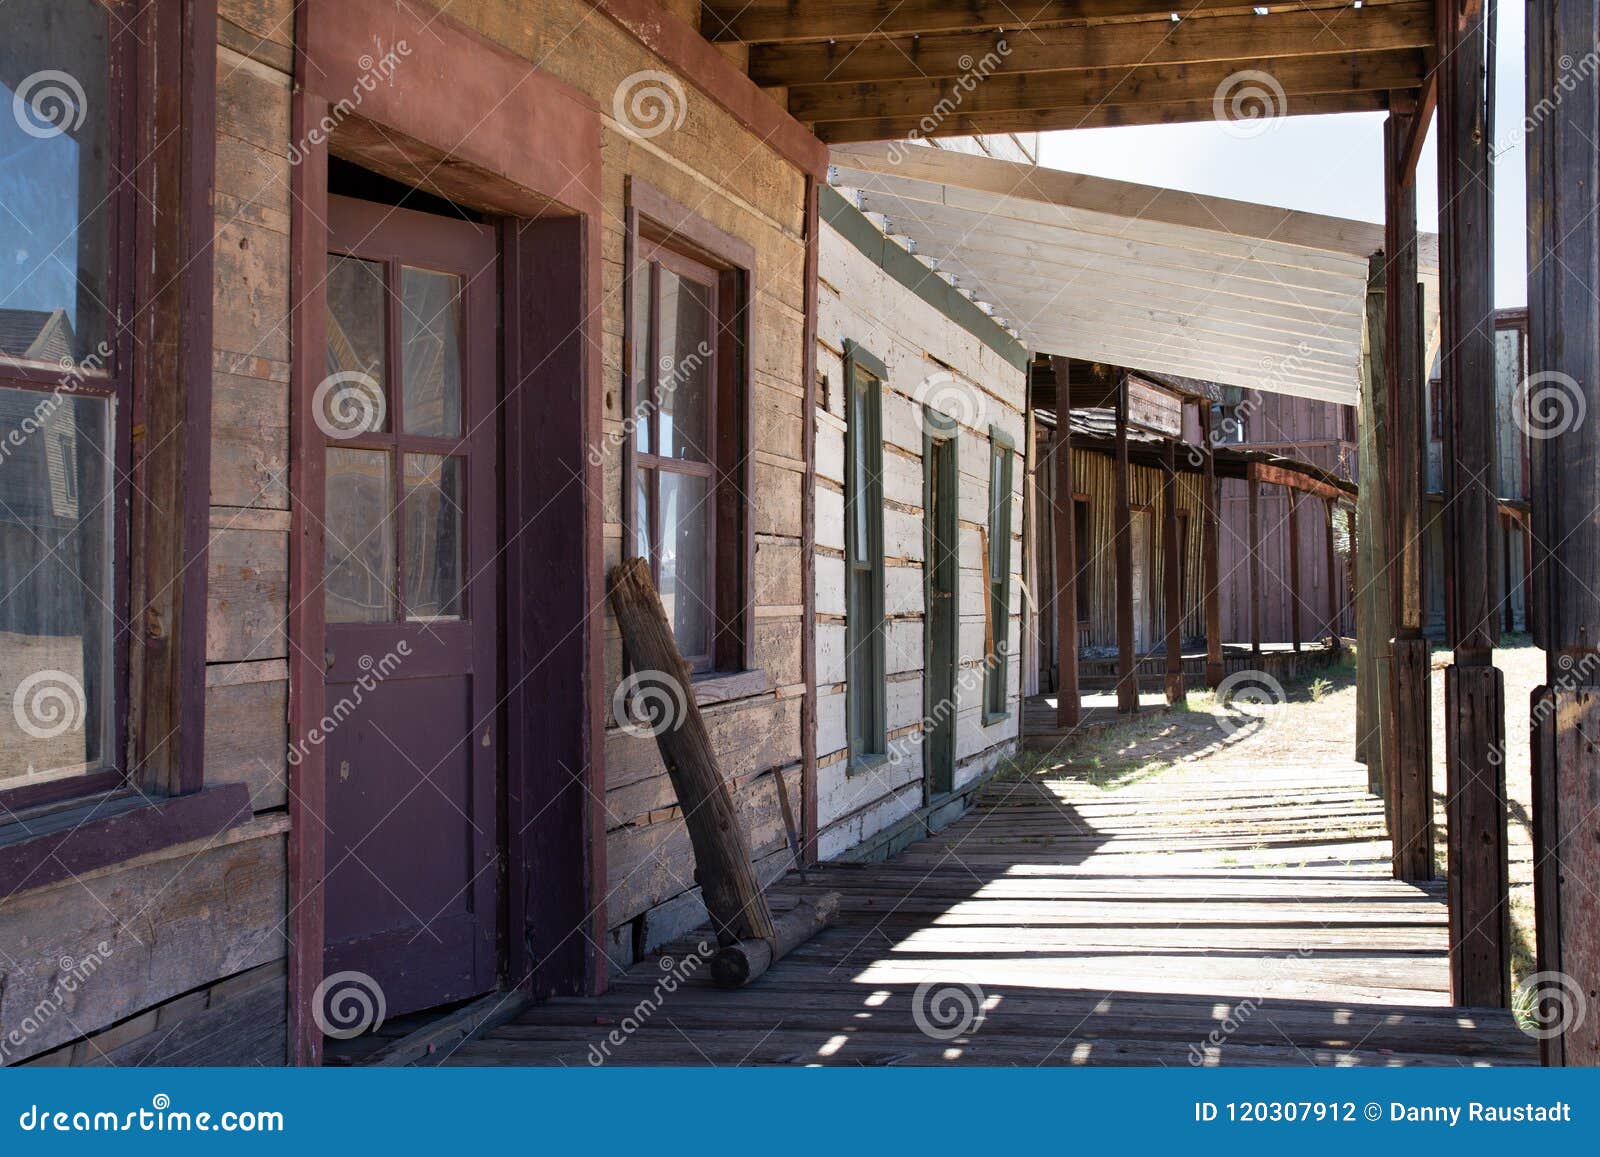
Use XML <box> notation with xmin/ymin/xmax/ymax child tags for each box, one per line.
<box><xmin>288</xmin><ymin>0</ymin><xmax>606</xmax><ymax>1065</ymax></box>
<box><xmin>922</xmin><ymin>409</ymin><xmax>960</xmax><ymax>801</ymax></box>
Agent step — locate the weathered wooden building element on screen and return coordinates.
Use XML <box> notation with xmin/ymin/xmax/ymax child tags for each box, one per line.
<box><xmin>3</xmin><ymin>0</ymin><xmax>1598</xmax><ymax>1069</ymax></box>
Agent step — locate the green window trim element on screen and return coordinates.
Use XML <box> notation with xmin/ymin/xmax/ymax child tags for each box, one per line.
<box><xmin>844</xmin><ymin>341</ymin><xmax>887</xmax><ymax>765</ymax></box>
<box><xmin>984</xmin><ymin>425</ymin><xmax>1016</xmax><ymax>724</ymax></box>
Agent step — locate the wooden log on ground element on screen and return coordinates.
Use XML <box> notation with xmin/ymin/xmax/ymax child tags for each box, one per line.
<box><xmin>712</xmin><ymin>892</ymin><xmax>842</xmax><ymax>988</ymax></box>
<box><xmin>607</xmin><ymin>557</ymin><xmax>777</xmax><ymax>947</ymax></box>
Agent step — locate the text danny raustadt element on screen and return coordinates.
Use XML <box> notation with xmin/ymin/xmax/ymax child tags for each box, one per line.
<box><xmin>1197</xmin><ymin>1101</ymin><xmax>1573</xmax><ymax>1126</ymax></box>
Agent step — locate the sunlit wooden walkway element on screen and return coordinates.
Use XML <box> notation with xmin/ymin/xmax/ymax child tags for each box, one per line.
<box><xmin>449</xmin><ymin>758</ymin><xmax>1536</xmax><ymax>1066</ymax></box>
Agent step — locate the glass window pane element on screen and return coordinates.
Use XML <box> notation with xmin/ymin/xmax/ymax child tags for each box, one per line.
<box><xmin>631</xmin><ymin>261</ymin><xmax>652</xmax><ymax>455</ymax></box>
<box><xmin>402</xmin><ymin>453</ymin><xmax>463</xmax><ymax>621</ymax></box>
<box><xmin>324</xmin><ymin>447</ymin><xmax>394</xmax><ymax>622</ymax></box>
<box><xmin>0</xmin><ymin>1</ymin><xmax>113</xmax><ymax>369</ymax></box>
<box><xmin>657</xmin><ymin>471</ymin><xmax>710</xmax><ymax>661</ymax></box>
<box><xmin>633</xmin><ymin>465</ymin><xmax>651</xmax><ymax>561</ymax></box>
<box><xmin>400</xmin><ymin>267</ymin><xmax>462</xmax><ymax>437</ymax></box>
<box><xmin>0</xmin><ymin>388</ymin><xmax>114</xmax><ymax>785</ymax></box>
<box><xmin>656</xmin><ymin>269</ymin><xmax>712</xmax><ymax>461</ymax></box>
<box><xmin>325</xmin><ymin>256</ymin><xmax>389</xmax><ymax>435</ymax></box>
<box><xmin>850</xmin><ymin>372</ymin><xmax>870</xmax><ymax>561</ymax></box>
<box><xmin>989</xmin><ymin>449</ymin><xmax>1005</xmax><ymax>581</ymax></box>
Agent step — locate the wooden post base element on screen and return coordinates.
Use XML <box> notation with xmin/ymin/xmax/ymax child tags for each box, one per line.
<box><xmin>711</xmin><ymin>893</ymin><xmax>841</xmax><ymax>988</ymax></box>
<box><xmin>1164</xmin><ymin>672</ymin><xmax>1186</xmax><ymax>707</ymax></box>
<box><xmin>1204</xmin><ymin>660</ymin><xmax>1225</xmax><ymax>691</ymax></box>
<box><xmin>1390</xmin><ymin>637</ymin><xmax>1435</xmax><ymax>880</ymax></box>
<box><xmin>1532</xmin><ymin>686</ymin><xmax>1600</xmax><ymax>1065</ymax></box>
<box><xmin>1444</xmin><ymin>662</ymin><xmax>1510</xmax><ymax>1008</ymax></box>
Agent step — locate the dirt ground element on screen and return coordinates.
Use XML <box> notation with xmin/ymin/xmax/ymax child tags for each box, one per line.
<box><xmin>1025</xmin><ymin>637</ymin><xmax>1545</xmax><ymax>988</ymax></box>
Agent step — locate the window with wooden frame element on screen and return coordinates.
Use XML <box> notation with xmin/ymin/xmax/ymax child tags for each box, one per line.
<box><xmin>1</xmin><ymin>0</ymin><xmax>221</xmax><ymax>871</ymax></box>
<box><xmin>622</xmin><ymin>180</ymin><xmax>753</xmax><ymax>676</ymax></box>
<box><xmin>843</xmin><ymin>342</ymin><xmax>886</xmax><ymax>763</ymax></box>
<box><xmin>984</xmin><ymin>428</ymin><xmax>1016</xmax><ymax>721</ymax></box>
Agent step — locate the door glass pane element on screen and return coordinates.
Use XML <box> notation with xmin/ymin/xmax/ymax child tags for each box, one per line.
<box><xmin>631</xmin><ymin>261</ymin><xmax>652</xmax><ymax>455</ymax></box>
<box><xmin>657</xmin><ymin>471</ymin><xmax>709</xmax><ymax>661</ymax></box>
<box><xmin>325</xmin><ymin>256</ymin><xmax>389</xmax><ymax>435</ymax></box>
<box><xmin>850</xmin><ymin>372</ymin><xmax>870</xmax><ymax>561</ymax></box>
<box><xmin>400</xmin><ymin>267</ymin><xmax>462</xmax><ymax>437</ymax></box>
<box><xmin>0</xmin><ymin>0</ymin><xmax>113</xmax><ymax>369</ymax></box>
<box><xmin>0</xmin><ymin>388</ymin><xmax>114</xmax><ymax>786</ymax></box>
<box><xmin>402</xmin><ymin>453</ymin><xmax>464</xmax><ymax>621</ymax></box>
<box><xmin>656</xmin><ymin>268</ymin><xmax>712</xmax><ymax>461</ymax></box>
<box><xmin>324</xmin><ymin>447</ymin><xmax>394</xmax><ymax>622</ymax></box>
<box><xmin>633</xmin><ymin>465</ymin><xmax>652</xmax><ymax>561</ymax></box>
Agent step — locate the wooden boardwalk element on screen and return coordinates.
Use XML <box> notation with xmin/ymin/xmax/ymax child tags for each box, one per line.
<box><xmin>449</xmin><ymin>759</ymin><xmax>1536</xmax><ymax>1066</ymax></box>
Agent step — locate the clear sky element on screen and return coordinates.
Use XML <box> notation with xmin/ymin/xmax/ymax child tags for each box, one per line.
<box><xmin>1037</xmin><ymin>0</ymin><xmax>1527</xmax><ymax>307</ymax></box>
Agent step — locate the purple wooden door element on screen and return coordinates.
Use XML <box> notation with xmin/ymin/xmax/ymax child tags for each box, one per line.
<box><xmin>320</xmin><ymin>197</ymin><xmax>500</xmax><ymax>1017</ymax></box>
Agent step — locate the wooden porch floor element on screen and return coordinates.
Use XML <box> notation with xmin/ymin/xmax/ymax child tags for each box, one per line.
<box><xmin>449</xmin><ymin>759</ymin><xmax>1536</xmax><ymax>1066</ymax></box>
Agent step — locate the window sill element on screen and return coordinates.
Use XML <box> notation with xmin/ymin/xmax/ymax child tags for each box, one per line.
<box><xmin>983</xmin><ymin>710</ymin><xmax>1012</xmax><ymax>727</ymax></box>
<box><xmin>0</xmin><ymin>783</ymin><xmax>252</xmax><ymax>896</ymax></box>
<box><xmin>690</xmin><ymin>668</ymin><xmax>773</xmax><ymax>708</ymax></box>
<box><xmin>846</xmin><ymin>752</ymin><xmax>893</xmax><ymax>778</ymax></box>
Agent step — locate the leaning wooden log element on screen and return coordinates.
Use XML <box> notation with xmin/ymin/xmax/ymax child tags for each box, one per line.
<box><xmin>606</xmin><ymin>557</ymin><xmax>777</xmax><ymax>948</ymax></box>
<box><xmin>712</xmin><ymin>891</ymin><xmax>841</xmax><ymax>989</ymax></box>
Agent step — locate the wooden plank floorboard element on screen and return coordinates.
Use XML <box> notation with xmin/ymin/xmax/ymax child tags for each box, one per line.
<box><xmin>451</xmin><ymin>758</ymin><xmax>1536</xmax><ymax>1066</ymax></box>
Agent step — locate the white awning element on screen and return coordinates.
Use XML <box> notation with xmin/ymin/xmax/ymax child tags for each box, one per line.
<box><xmin>830</xmin><ymin>142</ymin><xmax>1438</xmax><ymax>405</ymax></box>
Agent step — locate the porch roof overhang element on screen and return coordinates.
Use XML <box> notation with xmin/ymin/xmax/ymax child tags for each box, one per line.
<box><xmin>829</xmin><ymin>143</ymin><xmax>1440</xmax><ymax>406</ymax></box>
<box><xmin>703</xmin><ymin>0</ymin><xmax>1434</xmax><ymax>144</ymax></box>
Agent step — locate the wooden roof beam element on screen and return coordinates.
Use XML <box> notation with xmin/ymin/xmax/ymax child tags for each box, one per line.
<box><xmin>703</xmin><ymin>0</ymin><xmax>1419</xmax><ymax>44</ymax></box>
<box><xmin>750</xmin><ymin>2</ymin><xmax>1433</xmax><ymax>86</ymax></box>
<box><xmin>789</xmin><ymin>49</ymin><xmax>1427</xmax><ymax>124</ymax></box>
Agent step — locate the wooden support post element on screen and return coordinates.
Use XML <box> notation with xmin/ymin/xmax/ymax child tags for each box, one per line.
<box><xmin>1355</xmin><ymin>256</ymin><xmax>1395</xmax><ymax>802</ymax></box>
<box><xmin>1288</xmin><ymin>489</ymin><xmax>1303</xmax><ymax>653</ymax></box>
<box><xmin>1438</xmin><ymin>0</ymin><xmax>1509</xmax><ymax>1008</ymax></box>
<box><xmin>1527</xmin><ymin>0</ymin><xmax>1600</xmax><ymax>1063</ymax></box>
<box><xmin>1385</xmin><ymin>107</ymin><xmax>1436</xmax><ymax>883</ymax></box>
<box><xmin>1114</xmin><ymin>374</ymin><xmax>1138</xmax><ymax>714</ymax></box>
<box><xmin>1247</xmin><ymin>477</ymin><xmax>1262</xmax><ymax>658</ymax></box>
<box><xmin>1324</xmin><ymin>497</ymin><xmax>1341</xmax><ymax>653</ymax></box>
<box><xmin>1053</xmin><ymin>402</ymin><xmax>1080</xmax><ymax>729</ymax></box>
<box><xmin>1162</xmin><ymin>439</ymin><xmax>1185</xmax><ymax>705</ymax></box>
<box><xmin>608</xmin><ymin>559</ymin><xmax>778</xmax><ymax>946</ymax></box>
<box><xmin>1200</xmin><ymin>404</ymin><xmax>1224</xmax><ymax>689</ymax></box>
